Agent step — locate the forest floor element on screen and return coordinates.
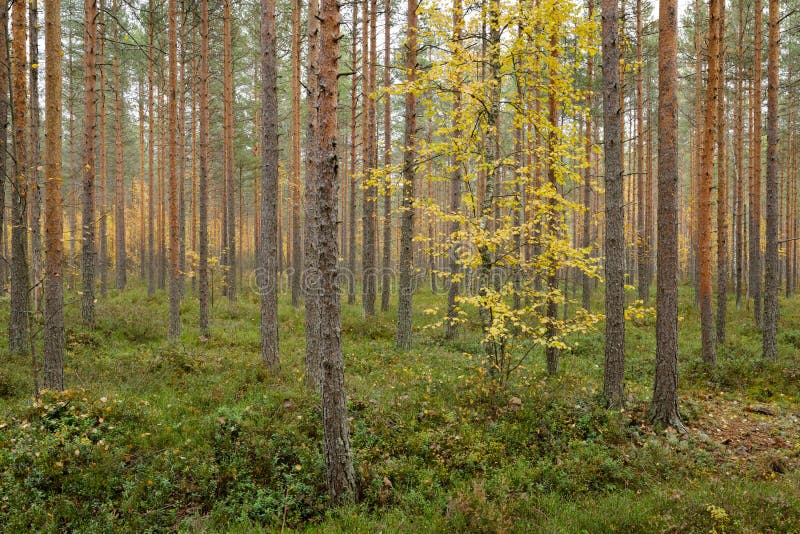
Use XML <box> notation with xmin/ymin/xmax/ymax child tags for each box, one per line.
<box><xmin>1</xmin><ymin>279</ymin><xmax>799</xmax><ymax>532</ymax></box>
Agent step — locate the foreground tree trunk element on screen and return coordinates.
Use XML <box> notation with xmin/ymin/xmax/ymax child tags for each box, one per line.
<box><xmin>260</xmin><ymin>0</ymin><xmax>280</xmax><ymax>370</ymax></box>
<box><xmin>43</xmin><ymin>0</ymin><xmax>65</xmax><ymax>390</ymax></box>
<box><xmin>698</xmin><ymin>0</ymin><xmax>720</xmax><ymax>366</ymax></box>
<box><xmin>81</xmin><ymin>0</ymin><xmax>98</xmax><ymax>327</ymax></box>
<box><xmin>198</xmin><ymin>0</ymin><xmax>210</xmax><ymax>336</ymax></box>
<box><xmin>396</xmin><ymin>0</ymin><xmax>417</xmax><ymax>350</ymax></box>
<box><xmin>9</xmin><ymin>0</ymin><xmax>29</xmax><ymax>354</ymax></box>
<box><xmin>602</xmin><ymin>0</ymin><xmax>625</xmax><ymax>408</ymax></box>
<box><xmin>652</xmin><ymin>0</ymin><xmax>685</xmax><ymax>431</ymax></box>
<box><xmin>316</xmin><ymin>0</ymin><xmax>356</xmax><ymax>502</ymax></box>
<box><xmin>361</xmin><ymin>0</ymin><xmax>377</xmax><ymax>316</ymax></box>
<box><xmin>762</xmin><ymin>0</ymin><xmax>779</xmax><ymax>360</ymax></box>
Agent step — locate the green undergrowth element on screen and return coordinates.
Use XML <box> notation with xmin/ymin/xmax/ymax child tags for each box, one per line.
<box><xmin>1</xmin><ymin>281</ymin><xmax>799</xmax><ymax>532</ymax></box>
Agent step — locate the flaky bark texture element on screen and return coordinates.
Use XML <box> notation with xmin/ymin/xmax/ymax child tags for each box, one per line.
<box><xmin>762</xmin><ymin>0</ymin><xmax>779</xmax><ymax>360</ymax></box>
<box><xmin>602</xmin><ymin>0</ymin><xmax>625</xmax><ymax>407</ymax></box>
<box><xmin>396</xmin><ymin>0</ymin><xmax>417</xmax><ymax>350</ymax></box>
<box><xmin>303</xmin><ymin>0</ymin><xmax>321</xmax><ymax>388</ymax></box>
<box><xmin>9</xmin><ymin>0</ymin><xmax>29</xmax><ymax>354</ymax></box>
<box><xmin>260</xmin><ymin>0</ymin><xmax>280</xmax><ymax>370</ymax></box>
<box><xmin>198</xmin><ymin>0</ymin><xmax>210</xmax><ymax>336</ymax></box>
<box><xmin>652</xmin><ymin>0</ymin><xmax>685</xmax><ymax>432</ymax></box>
<box><xmin>317</xmin><ymin>0</ymin><xmax>356</xmax><ymax>502</ymax></box>
<box><xmin>699</xmin><ymin>0</ymin><xmax>720</xmax><ymax>366</ymax></box>
<box><xmin>43</xmin><ymin>0</ymin><xmax>65</xmax><ymax>391</ymax></box>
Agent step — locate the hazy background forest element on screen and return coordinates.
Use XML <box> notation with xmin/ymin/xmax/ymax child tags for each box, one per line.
<box><xmin>1</xmin><ymin>0</ymin><xmax>800</xmax><ymax>530</ymax></box>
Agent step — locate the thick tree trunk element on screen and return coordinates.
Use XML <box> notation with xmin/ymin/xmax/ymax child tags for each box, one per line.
<box><xmin>602</xmin><ymin>0</ymin><xmax>625</xmax><ymax>407</ymax></box>
<box><xmin>9</xmin><ymin>0</ymin><xmax>29</xmax><ymax>354</ymax></box>
<box><xmin>762</xmin><ymin>0</ymin><xmax>779</xmax><ymax>360</ymax></box>
<box><xmin>260</xmin><ymin>0</ymin><xmax>280</xmax><ymax>370</ymax></box>
<box><xmin>317</xmin><ymin>0</ymin><xmax>356</xmax><ymax>502</ymax></box>
<box><xmin>396</xmin><ymin>0</ymin><xmax>417</xmax><ymax>350</ymax></box>
<box><xmin>698</xmin><ymin>0</ymin><xmax>720</xmax><ymax>366</ymax></box>
<box><xmin>81</xmin><ymin>0</ymin><xmax>97</xmax><ymax>327</ymax></box>
<box><xmin>652</xmin><ymin>0</ymin><xmax>685</xmax><ymax>431</ymax></box>
<box><xmin>43</xmin><ymin>0</ymin><xmax>65</xmax><ymax>391</ymax></box>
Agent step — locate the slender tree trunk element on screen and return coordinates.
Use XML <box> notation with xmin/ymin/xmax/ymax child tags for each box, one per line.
<box><xmin>380</xmin><ymin>0</ymin><xmax>392</xmax><ymax>312</ymax></box>
<box><xmin>582</xmin><ymin>0</ymin><xmax>595</xmax><ymax>311</ymax></box>
<box><xmin>139</xmin><ymin>79</ymin><xmax>146</xmax><ymax>282</ymax></box>
<box><xmin>715</xmin><ymin>0</ymin><xmax>727</xmax><ymax>345</ymax></box>
<box><xmin>304</xmin><ymin>0</ymin><xmax>322</xmax><ymax>387</ymax></box>
<box><xmin>602</xmin><ymin>0</ymin><xmax>625</xmax><ymax>407</ymax></box>
<box><xmin>290</xmin><ymin>0</ymin><xmax>303</xmax><ymax>307</ymax></box>
<box><xmin>147</xmin><ymin>3</ymin><xmax>156</xmax><ymax>297</ymax></box>
<box><xmin>762</xmin><ymin>0</ymin><xmax>779</xmax><ymax>360</ymax></box>
<box><xmin>635</xmin><ymin>0</ymin><xmax>648</xmax><ymax>303</ymax></box>
<box><xmin>444</xmin><ymin>0</ymin><xmax>463</xmax><ymax>339</ymax></box>
<box><xmin>167</xmin><ymin>0</ymin><xmax>181</xmax><ymax>338</ymax></box>
<box><xmin>260</xmin><ymin>0</ymin><xmax>280</xmax><ymax>369</ymax></box>
<box><xmin>0</xmin><ymin>5</ymin><xmax>7</xmax><ymax>291</ymax></box>
<box><xmin>347</xmin><ymin>2</ymin><xmax>358</xmax><ymax>305</ymax></box>
<box><xmin>223</xmin><ymin>0</ymin><xmax>236</xmax><ymax>301</ymax></box>
<box><xmin>113</xmin><ymin>0</ymin><xmax>126</xmax><ymax>290</ymax></box>
<box><xmin>29</xmin><ymin>0</ymin><xmax>43</xmax><ymax>313</ymax></box>
<box><xmin>734</xmin><ymin>0</ymin><xmax>744</xmax><ymax>308</ymax></box>
<box><xmin>750</xmin><ymin>0</ymin><xmax>762</xmax><ymax>325</ymax></box>
<box><xmin>396</xmin><ymin>0</ymin><xmax>417</xmax><ymax>350</ymax></box>
<box><xmin>198</xmin><ymin>0</ymin><xmax>210</xmax><ymax>336</ymax></box>
<box><xmin>652</xmin><ymin>0</ymin><xmax>685</xmax><ymax>431</ymax></box>
<box><xmin>545</xmin><ymin>32</ymin><xmax>561</xmax><ymax>376</ymax></box>
<box><xmin>98</xmin><ymin>2</ymin><xmax>107</xmax><ymax>298</ymax></box>
<box><xmin>81</xmin><ymin>0</ymin><xmax>97</xmax><ymax>326</ymax></box>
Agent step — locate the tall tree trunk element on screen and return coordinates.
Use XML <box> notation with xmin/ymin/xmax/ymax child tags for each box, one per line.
<box><xmin>444</xmin><ymin>0</ymin><xmax>463</xmax><ymax>339</ymax></box>
<box><xmin>29</xmin><ymin>0</ymin><xmax>43</xmax><ymax>313</ymax></box>
<box><xmin>223</xmin><ymin>0</ymin><xmax>236</xmax><ymax>301</ymax></box>
<box><xmin>290</xmin><ymin>0</ymin><xmax>303</xmax><ymax>307</ymax></box>
<box><xmin>715</xmin><ymin>0</ymin><xmax>727</xmax><ymax>344</ymax></box>
<box><xmin>602</xmin><ymin>0</ymin><xmax>625</xmax><ymax>407</ymax></box>
<box><xmin>582</xmin><ymin>0</ymin><xmax>595</xmax><ymax>311</ymax></box>
<box><xmin>698</xmin><ymin>0</ymin><xmax>720</xmax><ymax>366</ymax></box>
<box><xmin>652</xmin><ymin>0</ymin><xmax>684</xmax><ymax>431</ymax></box>
<box><xmin>762</xmin><ymin>0</ymin><xmax>779</xmax><ymax>360</ymax></box>
<box><xmin>167</xmin><ymin>0</ymin><xmax>181</xmax><ymax>338</ymax></box>
<box><xmin>635</xmin><ymin>0</ymin><xmax>648</xmax><ymax>303</ymax></box>
<box><xmin>750</xmin><ymin>0</ymin><xmax>762</xmax><ymax>325</ymax></box>
<box><xmin>545</xmin><ymin>32</ymin><xmax>561</xmax><ymax>376</ymax></box>
<box><xmin>347</xmin><ymin>1</ymin><xmax>358</xmax><ymax>305</ymax></box>
<box><xmin>304</xmin><ymin>0</ymin><xmax>321</xmax><ymax>387</ymax></box>
<box><xmin>317</xmin><ymin>0</ymin><xmax>356</xmax><ymax>501</ymax></box>
<box><xmin>0</xmin><ymin>5</ymin><xmax>7</xmax><ymax>291</ymax></box>
<box><xmin>43</xmin><ymin>0</ymin><xmax>65</xmax><ymax>390</ymax></box>
<box><xmin>98</xmin><ymin>2</ymin><xmax>107</xmax><ymax>298</ymax></box>
<box><xmin>734</xmin><ymin>0</ymin><xmax>744</xmax><ymax>308</ymax></box>
<box><xmin>260</xmin><ymin>0</ymin><xmax>280</xmax><ymax>369</ymax></box>
<box><xmin>396</xmin><ymin>0</ymin><xmax>417</xmax><ymax>350</ymax></box>
<box><xmin>147</xmin><ymin>3</ymin><xmax>156</xmax><ymax>297</ymax></box>
<box><xmin>139</xmin><ymin>79</ymin><xmax>146</xmax><ymax>282</ymax></box>
<box><xmin>81</xmin><ymin>0</ymin><xmax>97</xmax><ymax>326</ymax></box>
<box><xmin>380</xmin><ymin>0</ymin><xmax>392</xmax><ymax>312</ymax></box>
<box><xmin>198</xmin><ymin>0</ymin><xmax>210</xmax><ymax>336</ymax></box>
<box><xmin>361</xmin><ymin>0</ymin><xmax>377</xmax><ymax>316</ymax></box>
<box><xmin>114</xmin><ymin>0</ymin><xmax>126</xmax><ymax>290</ymax></box>
<box><xmin>9</xmin><ymin>0</ymin><xmax>29</xmax><ymax>354</ymax></box>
